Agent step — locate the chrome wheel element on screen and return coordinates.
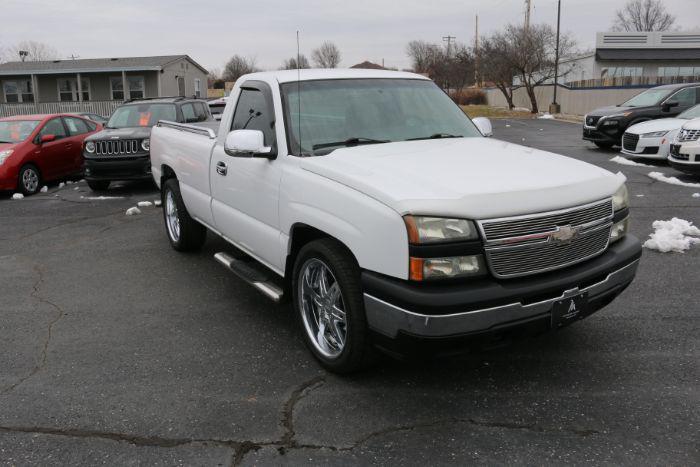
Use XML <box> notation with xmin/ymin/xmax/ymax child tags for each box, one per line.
<box><xmin>22</xmin><ymin>168</ymin><xmax>39</xmax><ymax>193</ymax></box>
<box><xmin>298</xmin><ymin>258</ymin><xmax>347</xmax><ymax>358</ymax></box>
<box><xmin>165</xmin><ymin>189</ymin><xmax>180</xmax><ymax>242</ymax></box>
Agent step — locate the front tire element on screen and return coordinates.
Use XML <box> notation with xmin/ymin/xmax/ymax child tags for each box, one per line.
<box><xmin>292</xmin><ymin>238</ymin><xmax>374</xmax><ymax>373</ymax></box>
<box><xmin>18</xmin><ymin>164</ymin><xmax>41</xmax><ymax>195</ymax></box>
<box><xmin>87</xmin><ymin>180</ymin><xmax>110</xmax><ymax>191</ymax></box>
<box><xmin>162</xmin><ymin>178</ymin><xmax>206</xmax><ymax>251</ymax></box>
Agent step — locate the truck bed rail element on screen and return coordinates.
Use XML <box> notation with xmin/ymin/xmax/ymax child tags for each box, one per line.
<box><xmin>156</xmin><ymin>120</ymin><xmax>217</xmax><ymax>139</ymax></box>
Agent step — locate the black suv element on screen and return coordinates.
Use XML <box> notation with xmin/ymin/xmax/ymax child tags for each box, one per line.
<box><xmin>83</xmin><ymin>97</ymin><xmax>215</xmax><ymax>191</ymax></box>
<box><xmin>583</xmin><ymin>83</ymin><xmax>700</xmax><ymax>148</ymax></box>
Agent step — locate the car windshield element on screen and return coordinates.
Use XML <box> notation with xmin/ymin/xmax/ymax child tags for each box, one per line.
<box><xmin>621</xmin><ymin>88</ymin><xmax>674</xmax><ymax>107</ymax></box>
<box><xmin>281</xmin><ymin>78</ymin><xmax>482</xmax><ymax>156</ymax></box>
<box><xmin>0</xmin><ymin>120</ymin><xmax>41</xmax><ymax>143</ymax></box>
<box><xmin>678</xmin><ymin>104</ymin><xmax>700</xmax><ymax>119</ymax></box>
<box><xmin>106</xmin><ymin>103</ymin><xmax>177</xmax><ymax>128</ymax></box>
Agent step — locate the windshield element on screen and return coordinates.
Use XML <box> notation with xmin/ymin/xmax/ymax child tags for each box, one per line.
<box><xmin>106</xmin><ymin>103</ymin><xmax>177</xmax><ymax>128</ymax></box>
<box><xmin>281</xmin><ymin>78</ymin><xmax>482</xmax><ymax>156</ymax></box>
<box><xmin>0</xmin><ymin>120</ymin><xmax>41</xmax><ymax>143</ymax></box>
<box><xmin>678</xmin><ymin>104</ymin><xmax>700</xmax><ymax>119</ymax></box>
<box><xmin>621</xmin><ymin>88</ymin><xmax>673</xmax><ymax>107</ymax></box>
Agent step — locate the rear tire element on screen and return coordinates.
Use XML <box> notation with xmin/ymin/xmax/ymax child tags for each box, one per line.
<box><xmin>162</xmin><ymin>178</ymin><xmax>206</xmax><ymax>252</ymax></box>
<box><xmin>18</xmin><ymin>164</ymin><xmax>41</xmax><ymax>195</ymax></box>
<box><xmin>292</xmin><ymin>238</ymin><xmax>374</xmax><ymax>374</ymax></box>
<box><xmin>87</xmin><ymin>180</ymin><xmax>110</xmax><ymax>191</ymax></box>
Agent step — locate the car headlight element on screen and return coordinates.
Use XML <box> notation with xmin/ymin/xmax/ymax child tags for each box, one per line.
<box><xmin>609</xmin><ymin>217</ymin><xmax>629</xmax><ymax>244</ymax></box>
<box><xmin>141</xmin><ymin>138</ymin><xmax>150</xmax><ymax>151</ymax></box>
<box><xmin>0</xmin><ymin>149</ymin><xmax>13</xmax><ymax>164</ymax></box>
<box><xmin>404</xmin><ymin>216</ymin><xmax>479</xmax><ymax>244</ymax></box>
<box><xmin>641</xmin><ymin>130</ymin><xmax>668</xmax><ymax>138</ymax></box>
<box><xmin>410</xmin><ymin>255</ymin><xmax>487</xmax><ymax>281</ymax></box>
<box><xmin>84</xmin><ymin>141</ymin><xmax>95</xmax><ymax>153</ymax></box>
<box><xmin>612</xmin><ymin>184</ymin><xmax>629</xmax><ymax>211</ymax></box>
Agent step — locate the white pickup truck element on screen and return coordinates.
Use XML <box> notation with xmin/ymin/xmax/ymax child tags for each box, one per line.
<box><xmin>150</xmin><ymin>69</ymin><xmax>641</xmax><ymax>373</ymax></box>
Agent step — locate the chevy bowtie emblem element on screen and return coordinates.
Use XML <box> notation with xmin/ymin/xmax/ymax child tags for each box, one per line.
<box><xmin>550</xmin><ymin>225</ymin><xmax>579</xmax><ymax>244</ymax></box>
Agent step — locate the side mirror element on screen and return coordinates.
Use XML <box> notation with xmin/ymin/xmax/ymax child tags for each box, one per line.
<box><xmin>662</xmin><ymin>101</ymin><xmax>679</xmax><ymax>112</ymax></box>
<box><xmin>224</xmin><ymin>129</ymin><xmax>274</xmax><ymax>158</ymax></box>
<box><xmin>472</xmin><ymin>117</ymin><xmax>493</xmax><ymax>137</ymax></box>
<box><xmin>40</xmin><ymin>134</ymin><xmax>56</xmax><ymax>144</ymax></box>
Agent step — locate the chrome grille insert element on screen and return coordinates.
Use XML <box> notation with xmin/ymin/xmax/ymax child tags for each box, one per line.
<box><xmin>678</xmin><ymin>129</ymin><xmax>700</xmax><ymax>142</ymax></box>
<box><xmin>95</xmin><ymin>139</ymin><xmax>139</xmax><ymax>156</ymax></box>
<box><xmin>478</xmin><ymin>199</ymin><xmax>613</xmax><ymax>278</ymax></box>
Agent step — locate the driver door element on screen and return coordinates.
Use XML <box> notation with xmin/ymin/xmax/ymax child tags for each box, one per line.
<box><xmin>210</xmin><ymin>82</ymin><xmax>283</xmax><ymax>273</ymax></box>
<box><xmin>35</xmin><ymin>117</ymin><xmax>70</xmax><ymax>180</ymax></box>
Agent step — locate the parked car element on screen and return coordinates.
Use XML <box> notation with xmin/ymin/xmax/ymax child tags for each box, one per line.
<box><xmin>0</xmin><ymin>113</ymin><xmax>101</xmax><ymax>195</ymax></box>
<box><xmin>150</xmin><ymin>69</ymin><xmax>641</xmax><ymax>373</ymax></box>
<box><xmin>668</xmin><ymin>119</ymin><xmax>700</xmax><ymax>175</ymax></box>
<box><xmin>83</xmin><ymin>97</ymin><xmax>215</xmax><ymax>191</ymax></box>
<box><xmin>208</xmin><ymin>97</ymin><xmax>228</xmax><ymax>121</ymax></box>
<box><xmin>583</xmin><ymin>83</ymin><xmax>700</xmax><ymax>148</ymax></box>
<box><xmin>621</xmin><ymin>104</ymin><xmax>700</xmax><ymax>160</ymax></box>
<box><xmin>70</xmin><ymin>112</ymin><xmax>109</xmax><ymax>125</ymax></box>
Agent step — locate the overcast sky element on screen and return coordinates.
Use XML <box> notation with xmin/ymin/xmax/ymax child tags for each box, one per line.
<box><xmin>1</xmin><ymin>0</ymin><xmax>697</xmax><ymax>72</ymax></box>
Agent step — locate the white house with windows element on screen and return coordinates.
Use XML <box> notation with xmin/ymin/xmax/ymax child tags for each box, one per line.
<box><xmin>0</xmin><ymin>55</ymin><xmax>208</xmax><ymax>117</ymax></box>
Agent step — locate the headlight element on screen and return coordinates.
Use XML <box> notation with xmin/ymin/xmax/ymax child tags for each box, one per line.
<box><xmin>141</xmin><ymin>138</ymin><xmax>150</xmax><ymax>151</ymax></box>
<box><xmin>404</xmin><ymin>216</ymin><xmax>479</xmax><ymax>244</ymax></box>
<box><xmin>0</xmin><ymin>149</ymin><xmax>13</xmax><ymax>164</ymax></box>
<box><xmin>410</xmin><ymin>255</ymin><xmax>487</xmax><ymax>281</ymax></box>
<box><xmin>84</xmin><ymin>141</ymin><xmax>95</xmax><ymax>153</ymax></box>
<box><xmin>612</xmin><ymin>184</ymin><xmax>629</xmax><ymax>211</ymax></box>
<box><xmin>609</xmin><ymin>217</ymin><xmax>629</xmax><ymax>244</ymax></box>
<box><xmin>641</xmin><ymin>130</ymin><xmax>668</xmax><ymax>138</ymax></box>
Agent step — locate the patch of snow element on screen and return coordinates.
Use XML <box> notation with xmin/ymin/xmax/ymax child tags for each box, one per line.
<box><xmin>40</xmin><ymin>186</ymin><xmax>48</xmax><ymax>193</ymax></box>
<box><xmin>635</xmin><ymin>194</ymin><xmax>645</xmax><ymax>197</ymax></box>
<box><xmin>137</xmin><ymin>201</ymin><xmax>153</xmax><ymax>208</ymax></box>
<box><xmin>58</xmin><ymin>182</ymin><xmax>65</xmax><ymax>188</ymax></box>
<box><xmin>643</xmin><ymin>218</ymin><xmax>700</xmax><ymax>253</ymax></box>
<box><xmin>154</xmin><ymin>199</ymin><xmax>162</xmax><ymax>207</ymax></box>
<box><xmin>538</xmin><ymin>113</ymin><xmax>555</xmax><ymax>120</ymax></box>
<box><xmin>648</xmin><ymin>171</ymin><xmax>700</xmax><ymax>188</ymax></box>
<box><xmin>514</xmin><ymin>107</ymin><xmax>530</xmax><ymax>112</ymax></box>
<box><xmin>74</xmin><ymin>187</ymin><xmax>80</xmax><ymax>191</ymax></box>
<box><xmin>505</xmin><ymin>124</ymin><xmax>511</xmax><ymax>128</ymax></box>
<box><xmin>80</xmin><ymin>195</ymin><xmax>125</xmax><ymax>200</ymax></box>
<box><xmin>66</xmin><ymin>180</ymin><xmax>73</xmax><ymax>185</ymax></box>
<box><xmin>610</xmin><ymin>156</ymin><xmax>652</xmax><ymax>167</ymax></box>
<box><xmin>126</xmin><ymin>207</ymin><xmax>141</xmax><ymax>216</ymax></box>
<box><xmin>692</xmin><ymin>193</ymin><xmax>700</xmax><ymax>198</ymax></box>
<box><xmin>11</xmin><ymin>193</ymin><xmax>24</xmax><ymax>200</ymax></box>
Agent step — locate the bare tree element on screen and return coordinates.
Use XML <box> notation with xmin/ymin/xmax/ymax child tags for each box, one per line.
<box><xmin>477</xmin><ymin>35</ymin><xmax>517</xmax><ymax>109</ymax></box>
<box><xmin>312</xmin><ymin>41</ymin><xmax>341</xmax><ymax>68</ymax></box>
<box><xmin>612</xmin><ymin>0</ymin><xmax>676</xmax><ymax>32</ymax></box>
<box><xmin>281</xmin><ymin>54</ymin><xmax>310</xmax><ymax>70</ymax></box>
<box><xmin>222</xmin><ymin>55</ymin><xmax>258</xmax><ymax>82</ymax></box>
<box><xmin>2</xmin><ymin>40</ymin><xmax>59</xmax><ymax>62</ymax></box>
<box><xmin>406</xmin><ymin>40</ymin><xmax>440</xmax><ymax>73</ymax></box>
<box><xmin>405</xmin><ymin>40</ymin><xmax>475</xmax><ymax>92</ymax></box>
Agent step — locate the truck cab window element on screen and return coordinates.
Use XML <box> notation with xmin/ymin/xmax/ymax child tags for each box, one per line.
<box><xmin>231</xmin><ymin>89</ymin><xmax>274</xmax><ymax>145</ymax></box>
<box><xmin>181</xmin><ymin>103</ymin><xmax>197</xmax><ymax>123</ymax></box>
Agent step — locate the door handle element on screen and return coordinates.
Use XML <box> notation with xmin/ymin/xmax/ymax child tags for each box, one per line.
<box><xmin>216</xmin><ymin>161</ymin><xmax>227</xmax><ymax>176</ymax></box>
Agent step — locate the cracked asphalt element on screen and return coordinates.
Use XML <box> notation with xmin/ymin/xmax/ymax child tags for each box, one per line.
<box><xmin>0</xmin><ymin>119</ymin><xmax>698</xmax><ymax>466</ymax></box>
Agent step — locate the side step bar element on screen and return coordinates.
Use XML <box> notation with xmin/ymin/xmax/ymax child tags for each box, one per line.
<box><xmin>214</xmin><ymin>252</ymin><xmax>284</xmax><ymax>303</ymax></box>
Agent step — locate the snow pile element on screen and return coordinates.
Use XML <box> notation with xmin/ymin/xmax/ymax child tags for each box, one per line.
<box><xmin>643</xmin><ymin>218</ymin><xmax>700</xmax><ymax>253</ymax></box>
<box><xmin>74</xmin><ymin>187</ymin><xmax>80</xmax><ymax>191</ymax></box>
<box><xmin>514</xmin><ymin>107</ymin><xmax>530</xmax><ymax>112</ymax></box>
<box><xmin>81</xmin><ymin>195</ymin><xmax>124</xmax><ymax>200</ymax></box>
<box><xmin>610</xmin><ymin>156</ymin><xmax>651</xmax><ymax>167</ymax></box>
<box><xmin>154</xmin><ymin>199</ymin><xmax>162</xmax><ymax>207</ymax></box>
<box><xmin>58</xmin><ymin>182</ymin><xmax>65</xmax><ymax>188</ymax></box>
<box><xmin>125</xmin><ymin>207</ymin><xmax>141</xmax><ymax>216</ymax></box>
<box><xmin>137</xmin><ymin>201</ymin><xmax>153</xmax><ymax>208</ymax></box>
<box><xmin>11</xmin><ymin>193</ymin><xmax>24</xmax><ymax>200</ymax></box>
<box><xmin>648</xmin><ymin>172</ymin><xmax>700</xmax><ymax>188</ymax></box>
<box><xmin>40</xmin><ymin>186</ymin><xmax>48</xmax><ymax>193</ymax></box>
<box><xmin>538</xmin><ymin>113</ymin><xmax>555</xmax><ymax>120</ymax></box>
<box><xmin>505</xmin><ymin>124</ymin><xmax>511</xmax><ymax>128</ymax></box>
<box><xmin>693</xmin><ymin>193</ymin><xmax>700</xmax><ymax>198</ymax></box>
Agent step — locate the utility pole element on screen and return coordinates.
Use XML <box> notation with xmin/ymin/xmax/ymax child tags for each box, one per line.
<box><xmin>474</xmin><ymin>15</ymin><xmax>480</xmax><ymax>88</ymax></box>
<box><xmin>442</xmin><ymin>35</ymin><xmax>456</xmax><ymax>57</ymax></box>
<box><xmin>524</xmin><ymin>0</ymin><xmax>532</xmax><ymax>31</ymax></box>
<box><xmin>550</xmin><ymin>0</ymin><xmax>562</xmax><ymax>114</ymax></box>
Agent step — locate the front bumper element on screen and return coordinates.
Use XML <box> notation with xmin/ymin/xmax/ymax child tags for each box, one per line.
<box><xmin>668</xmin><ymin>142</ymin><xmax>700</xmax><ymax>174</ymax></box>
<box><xmin>621</xmin><ymin>135</ymin><xmax>667</xmax><ymax>160</ymax></box>
<box><xmin>583</xmin><ymin>125</ymin><xmax>623</xmax><ymax>145</ymax></box>
<box><xmin>84</xmin><ymin>155</ymin><xmax>152</xmax><ymax>181</ymax></box>
<box><xmin>362</xmin><ymin>235</ymin><xmax>642</xmax><ymax>340</ymax></box>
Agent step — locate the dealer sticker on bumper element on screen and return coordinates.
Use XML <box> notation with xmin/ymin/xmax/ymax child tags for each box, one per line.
<box><xmin>551</xmin><ymin>292</ymin><xmax>589</xmax><ymax>328</ymax></box>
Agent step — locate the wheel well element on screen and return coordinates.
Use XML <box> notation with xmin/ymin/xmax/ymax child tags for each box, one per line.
<box><xmin>161</xmin><ymin>164</ymin><xmax>176</xmax><ymax>184</ymax></box>
<box><xmin>284</xmin><ymin>224</ymin><xmax>362</xmax><ymax>281</ymax></box>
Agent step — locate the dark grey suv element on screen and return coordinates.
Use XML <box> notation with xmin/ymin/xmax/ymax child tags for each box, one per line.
<box><xmin>83</xmin><ymin>97</ymin><xmax>215</xmax><ymax>191</ymax></box>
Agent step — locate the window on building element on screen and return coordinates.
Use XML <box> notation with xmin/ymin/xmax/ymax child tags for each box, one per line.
<box><xmin>658</xmin><ymin>66</ymin><xmax>700</xmax><ymax>78</ymax></box>
<box><xmin>127</xmin><ymin>76</ymin><xmax>145</xmax><ymax>99</ymax></box>
<box><xmin>3</xmin><ymin>79</ymin><xmax>34</xmax><ymax>103</ymax></box>
<box><xmin>57</xmin><ymin>77</ymin><xmax>90</xmax><ymax>101</ymax></box>
<box><xmin>110</xmin><ymin>77</ymin><xmax>124</xmax><ymax>100</ymax></box>
<box><xmin>194</xmin><ymin>78</ymin><xmax>201</xmax><ymax>98</ymax></box>
<box><xmin>601</xmin><ymin>67</ymin><xmax>643</xmax><ymax>79</ymax></box>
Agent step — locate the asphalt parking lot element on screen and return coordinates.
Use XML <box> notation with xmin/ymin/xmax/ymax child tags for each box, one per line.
<box><xmin>0</xmin><ymin>118</ymin><xmax>698</xmax><ymax>466</ymax></box>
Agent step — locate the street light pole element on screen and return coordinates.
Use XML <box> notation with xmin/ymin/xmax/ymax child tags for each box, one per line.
<box><xmin>550</xmin><ymin>0</ymin><xmax>562</xmax><ymax>114</ymax></box>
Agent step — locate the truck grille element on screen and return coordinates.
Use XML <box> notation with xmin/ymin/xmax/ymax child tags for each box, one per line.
<box><xmin>678</xmin><ymin>129</ymin><xmax>700</xmax><ymax>142</ymax></box>
<box><xmin>479</xmin><ymin>199</ymin><xmax>613</xmax><ymax>278</ymax></box>
<box><xmin>622</xmin><ymin>132</ymin><xmax>639</xmax><ymax>151</ymax></box>
<box><xmin>94</xmin><ymin>139</ymin><xmax>140</xmax><ymax>156</ymax></box>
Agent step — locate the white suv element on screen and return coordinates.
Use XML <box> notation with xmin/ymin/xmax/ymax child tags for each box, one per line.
<box><xmin>622</xmin><ymin>104</ymin><xmax>700</xmax><ymax>160</ymax></box>
<box><xmin>668</xmin><ymin>118</ymin><xmax>700</xmax><ymax>175</ymax></box>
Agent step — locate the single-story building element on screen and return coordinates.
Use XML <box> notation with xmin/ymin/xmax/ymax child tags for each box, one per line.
<box><xmin>0</xmin><ymin>55</ymin><xmax>208</xmax><ymax>117</ymax></box>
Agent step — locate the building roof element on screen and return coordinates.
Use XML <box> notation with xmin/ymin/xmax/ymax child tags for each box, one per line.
<box><xmin>350</xmin><ymin>61</ymin><xmax>386</xmax><ymax>70</ymax></box>
<box><xmin>0</xmin><ymin>55</ymin><xmax>208</xmax><ymax>76</ymax></box>
<box><xmin>596</xmin><ymin>48</ymin><xmax>700</xmax><ymax>61</ymax></box>
<box><xmin>242</xmin><ymin>68</ymin><xmax>429</xmax><ymax>84</ymax></box>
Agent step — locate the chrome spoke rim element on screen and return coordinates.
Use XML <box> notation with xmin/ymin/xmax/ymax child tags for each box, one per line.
<box><xmin>299</xmin><ymin>258</ymin><xmax>347</xmax><ymax>358</ymax></box>
<box><xmin>165</xmin><ymin>190</ymin><xmax>180</xmax><ymax>241</ymax></box>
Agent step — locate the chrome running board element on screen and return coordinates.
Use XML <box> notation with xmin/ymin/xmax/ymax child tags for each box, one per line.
<box><xmin>214</xmin><ymin>252</ymin><xmax>284</xmax><ymax>303</ymax></box>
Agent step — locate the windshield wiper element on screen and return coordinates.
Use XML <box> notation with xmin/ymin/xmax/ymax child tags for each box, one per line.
<box><xmin>312</xmin><ymin>137</ymin><xmax>389</xmax><ymax>151</ymax></box>
<box><xmin>407</xmin><ymin>133</ymin><xmax>463</xmax><ymax>141</ymax></box>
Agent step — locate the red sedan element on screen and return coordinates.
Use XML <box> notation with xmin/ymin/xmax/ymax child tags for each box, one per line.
<box><xmin>0</xmin><ymin>114</ymin><xmax>101</xmax><ymax>195</ymax></box>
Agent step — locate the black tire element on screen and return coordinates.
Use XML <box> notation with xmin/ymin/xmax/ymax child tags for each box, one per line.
<box><xmin>18</xmin><ymin>164</ymin><xmax>41</xmax><ymax>195</ymax></box>
<box><xmin>87</xmin><ymin>180</ymin><xmax>110</xmax><ymax>191</ymax></box>
<box><xmin>292</xmin><ymin>238</ymin><xmax>374</xmax><ymax>373</ymax></box>
<box><xmin>594</xmin><ymin>141</ymin><xmax>614</xmax><ymax>149</ymax></box>
<box><xmin>162</xmin><ymin>178</ymin><xmax>206</xmax><ymax>252</ymax></box>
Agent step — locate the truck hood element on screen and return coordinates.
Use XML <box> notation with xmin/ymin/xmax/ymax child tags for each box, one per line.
<box><xmin>85</xmin><ymin>126</ymin><xmax>152</xmax><ymax>141</ymax></box>
<box><xmin>626</xmin><ymin>118</ymin><xmax>687</xmax><ymax>135</ymax></box>
<box><xmin>299</xmin><ymin>137</ymin><xmax>624</xmax><ymax>219</ymax></box>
